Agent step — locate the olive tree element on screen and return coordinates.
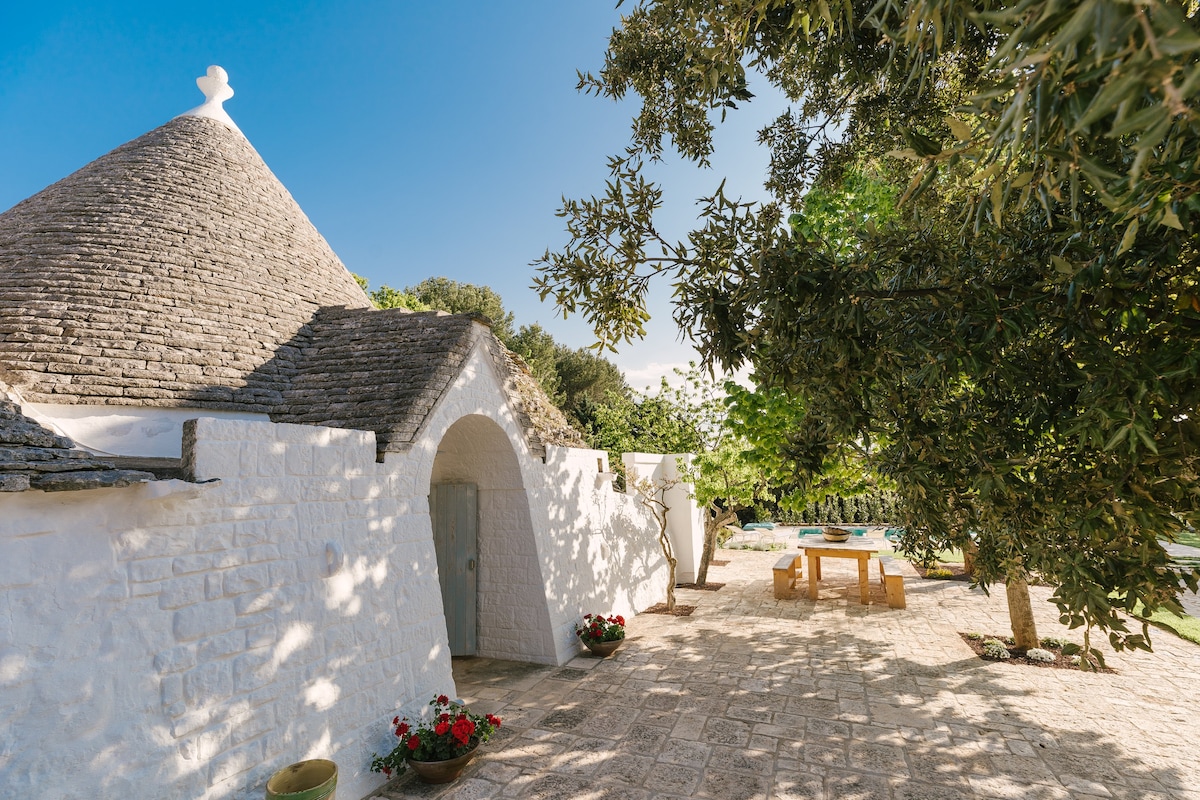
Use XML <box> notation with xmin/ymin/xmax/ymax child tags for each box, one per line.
<box><xmin>535</xmin><ymin>0</ymin><xmax>1200</xmax><ymax>662</ymax></box>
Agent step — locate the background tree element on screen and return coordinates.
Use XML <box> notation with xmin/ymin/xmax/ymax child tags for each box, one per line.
<box><xmin>536</xmin><ymin>0</ymin><xmax>1200</xmax><ymax>661</ymax></box>
<box><xmin>655</xmin><ymin>366</ymin><xmax>770</xmax><ymax>585</ymax></box>
<box><xmin>508</xmin><ymin>323</ymin><xmax>564</xmax><ymax>403</ymax></box>
<box><xmin>577</xmin><ymin>387</ymin><xmax>701</xmax><ymax>475</ymax></box>
<box><xmin>407</xmin><ymin>277</ymin><xmax>517</xmax><ymax>342</ymax></box>
<box><xmin>353</xmin><ymin>274</ymin><xmax>428</xmax><ymax>311</ymax></box>
<box><xmin>554</xmin><ymin>347</ymin><xmax>630</xmax><ymax>420</ymax></box>
<box><xmin>669</xmin><ymin>364</ymin><xmax>887</xmax><ymax>584</ymax></box>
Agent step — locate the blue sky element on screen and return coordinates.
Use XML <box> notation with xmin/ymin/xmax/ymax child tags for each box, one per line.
<box><xmin>0</xmin><ymin>2</ymin><xmax>784</xmax><ymax>389</ymax></box>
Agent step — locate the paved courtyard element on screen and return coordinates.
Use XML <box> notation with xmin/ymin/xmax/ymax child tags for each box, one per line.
<box><xmin>369</xmin><ymin>545</ymin><xmax>1200</xmax><ymax>800</ymax></box>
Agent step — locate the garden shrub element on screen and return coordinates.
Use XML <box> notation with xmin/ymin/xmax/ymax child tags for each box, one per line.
<box><xmin>982</xmin><ymin>642</ymin><xmax>1011</xmax><ymax>660</ymax></box>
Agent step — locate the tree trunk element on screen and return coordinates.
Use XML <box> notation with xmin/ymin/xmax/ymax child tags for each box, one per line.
<box><xmin>665</xmin><ymin>556</ymin><xmax>678</xmax><ymax>612</ymax></box>
<box><xmin>697</xmin><ymin>506</ymin><xmax>738</xmax><ymax>586</ymax></box>
<box><xmin>1005</xmin><ymin>572</ymin><xmax>1039</xmax><ymax>650</ymax></box>
<box><xmin>963</xmin><ymin>539</ymin><xmax>978</xmax><ymax>577</ymax></box>
<box><xmin>656</xmin><ymin>512</ymin><xmax>676</xmax><ymax>612</ymax></box>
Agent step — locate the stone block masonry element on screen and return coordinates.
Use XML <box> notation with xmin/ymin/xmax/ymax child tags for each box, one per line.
<box><xmin>0</xmin><ymin>396</ymin><xmax>673</xmax><ymax>800</ymax></box>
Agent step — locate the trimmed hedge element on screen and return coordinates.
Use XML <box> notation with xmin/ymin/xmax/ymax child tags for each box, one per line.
<box><xmin>773</xmin><ymin>491</ymin><xmax>901</xmax><ymax>525</ymax></box>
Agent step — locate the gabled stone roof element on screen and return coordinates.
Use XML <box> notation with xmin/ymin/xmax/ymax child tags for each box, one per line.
<box><xmin>276</xmin><ymin>307</ymin><xmax>477</xmax><ymax>453</ymax></box>
<box><xmin>490</xmin><ymin>346</ymin><xmax>588</xmax><ymax>454</ymax></box>
<box><xmin>0</xmin><ymin>115</ymin><xmax>370</xmax><ymax>411</ymax></box>
<box><xmin>0</xmin><ymin>391</ymin><xmax>154</xmax><ymax>492</ymax></box>
<box><xmin>275</xmin><ymin>307</ymin><xmax>586</xmax><ymax>457</ymax></box>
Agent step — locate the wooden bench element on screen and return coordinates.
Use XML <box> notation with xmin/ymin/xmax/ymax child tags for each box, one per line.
<box><xmin>772</xmin><ymin>553</ymin><xmax>802</xmax><ymax>599</ymax></box>
<box><xmin>878</xmin><ymin>557</ymin><xmax>906</xmax><ymax>609</ymax></box>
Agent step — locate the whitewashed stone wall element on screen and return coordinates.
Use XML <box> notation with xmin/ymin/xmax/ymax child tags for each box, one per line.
<box><xmin>535</xmin><ymin>446</ymin><xmax>670</xmax><ymax>663</ymax></box>
<box><xmin>0</xmin><ymin>343</ymin><xmax>678</xmax><ymax>800</ymax></box>
<box><xmin>0</xmin><ymin>420</ymin><xmax>450</xmax><ymax>800</ymax></box>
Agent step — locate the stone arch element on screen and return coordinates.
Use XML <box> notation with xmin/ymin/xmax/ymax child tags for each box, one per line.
<box><xmin>428</xmin><ymin>414</ymin><xmax>555</xmax><ymax>662</ymax></box>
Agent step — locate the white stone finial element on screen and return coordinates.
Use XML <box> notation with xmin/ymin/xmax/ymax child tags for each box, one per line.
<box><xmin>197</xmin><ymin>65</ymin><xmax>234</xmax><ymax>105</ymax></box>
<box><xmin>178</xmin><ymin>65</ymin><xmax>242</xmax><ymax>134</ymax></box>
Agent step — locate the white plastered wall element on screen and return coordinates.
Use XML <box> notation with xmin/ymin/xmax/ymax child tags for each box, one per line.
<box><xmin>404</xmin><ymin>337</ymin><xmax>670</xmax><ymax>666</ymax></box>
<box><xmin>0</xmin><ymin>419</ymin><xmax>452</xmax><ymax>800</ymax></box>
<box><xmin>0</xmin><ymin>335</ymin><xmax>679</xmax><ymax>800</ymax></box>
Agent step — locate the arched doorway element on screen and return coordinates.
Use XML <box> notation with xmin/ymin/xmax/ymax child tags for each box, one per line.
<box><xmin>428</xmin><ymin>415</ymin><xmax>554</xmax><ymax>661</ymax></box>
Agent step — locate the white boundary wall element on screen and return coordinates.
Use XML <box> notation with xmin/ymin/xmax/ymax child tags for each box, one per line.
<box><xmin>0</xmin><ymin>344</ymin><xmax>673</xmax><ymax>800</ymax></box>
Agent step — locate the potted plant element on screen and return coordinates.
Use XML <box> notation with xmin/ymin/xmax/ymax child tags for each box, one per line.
<box><xmin>371</xmin><ymin>695</ymin><xmax>501</xmax><ymax>784</ymax></box>
<box><xmin>575</xmin><ymin>612</ymin><xmax>626</xmax><ymax>657</ymax></box>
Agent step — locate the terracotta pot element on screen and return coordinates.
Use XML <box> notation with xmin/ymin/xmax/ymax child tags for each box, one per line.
<box><xmin>583</xmin><ymin>637</ymin><xmax>623</xmax><ymax>657</ymax></box>
<box><xmin>406</xmin><ymin>747</ymin><xmax>478</xmax><ymax>784</ymax></box>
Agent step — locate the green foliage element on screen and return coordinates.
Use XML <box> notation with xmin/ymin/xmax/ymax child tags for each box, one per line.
<box><xmin>577</xmin><ymin>389</ymin><xmax>701</xmax><ymax>468</ymax></box>
<box><xmin>724</xmin><ymin>378</ymin><xmax>881</xmax><ymax>511</ymax></box>
<box><xmin>536</xmin><ymin>0</ymin><xmax>1200</xmax><ymax>654</ymax></box>
<box><xmin>555</xmin><ymin>348</ymin><xmax>629</xmax><ymax>418</ymax></box>
<box><xmin>656</xmin><ymin>365</ymin><xmax>773</xmax><ymax>514</ymax></box>
<box><xmin>777</xmin><ymin>490</ymin><xmax>900</xmax><ymax>524</ymax></box>
<box><xmin>372</xmin><ymin>285</ymin><xmax>428</xmax><ymax>311</ymax></box>
<box><xmin>406</xmin><ymin>277</ymin><xmax>517</xmax><ymax>343</ymax></box>
<box><xmin>508</xmin><ymin>323</ymin><xmax>564</xmax><ymax>402</ymax></box>
<box><xmin>352</xmin><ymin>273</ymin><xmax>428</xmax><ymax>311</ymax></box>
<box><xmin>788</xmin><ymin>172</ymin><xmax>898</xmax><ymax>258</ymax></box>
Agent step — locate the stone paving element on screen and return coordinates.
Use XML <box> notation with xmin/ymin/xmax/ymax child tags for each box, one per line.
<box><xmin>369</xmin><ymin>544</ymin><xmax>1200</xmax><ymax>800</ymax></box>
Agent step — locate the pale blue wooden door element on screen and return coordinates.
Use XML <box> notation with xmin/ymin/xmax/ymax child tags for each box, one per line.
<box><xmin>430</xmin><ymin>483</ymin><xmax>478</xmax><ymax>655</ymax></box>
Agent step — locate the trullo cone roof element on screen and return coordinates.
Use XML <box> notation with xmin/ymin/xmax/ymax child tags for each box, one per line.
<box><xmin>0</xmin><ymin>114</ymin><xmax>371</xmax><ymax>411</ymax></box>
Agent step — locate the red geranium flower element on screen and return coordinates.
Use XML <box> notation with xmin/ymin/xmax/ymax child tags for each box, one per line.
<box><xmin>371</xmin><ymin>694</ymin><xmax>502</xmax><ymax>780</ymax></box>
<box><xmin>451</xmin><ymin>717</ymin><xmax>476</xmax><ymax>744</ymax></box>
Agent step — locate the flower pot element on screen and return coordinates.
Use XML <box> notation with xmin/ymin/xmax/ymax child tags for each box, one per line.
<box><xmin>265</xmin><ymin>759</ymin><xmax>337</xmax><ymax>800</ymax></box>
<box><xmin>582</xmin><ymin>637</ymin><xmax>623</xmax><ymax>657</ymax></box>
<box><xmin>406</xmin><ymin>747</ymin><xmax>478</xmax><ymax>784</ymax></box>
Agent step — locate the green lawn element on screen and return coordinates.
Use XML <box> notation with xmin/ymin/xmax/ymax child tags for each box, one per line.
<box><xmin>1171</xmin><ymin>528</ymin><xmax>1200</xmax><ymax>549</ymax></box>
<box><xmin>891</xmin><ymin>549</ymin><xmax>964</xmax><ymax>565</ymax></box>
<box><xmin>1131</xmin><ymin>602</ymin><xmax>1200</xmax><ymax>646</ymax></box>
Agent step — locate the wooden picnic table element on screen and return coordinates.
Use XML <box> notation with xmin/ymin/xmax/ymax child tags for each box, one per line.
<box><xmin>797</xmin><ymin>534</ymin><xmax>891</xmax><ymax>604</ymax></box>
